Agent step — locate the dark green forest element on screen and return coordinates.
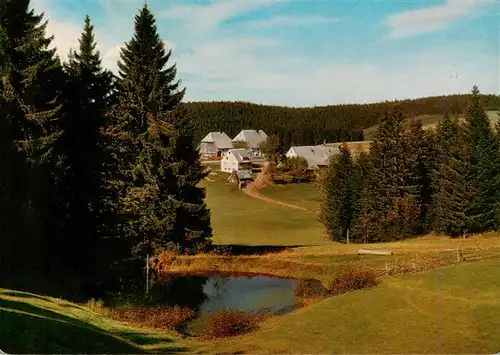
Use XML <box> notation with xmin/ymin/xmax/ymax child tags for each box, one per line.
<box><xmin>320</xmin><ymin>87</ymin><xmax>500</xmax><ymax>243</ymax></box>
<box><xmin>0</xmin><ymin>1</ymin><xmax>210</xmax><ymax>299</ymax></box>
<box><xmin>185</xmin><ymin>94</ymin><xmax>500</xmax><ymax>148</ymax></box>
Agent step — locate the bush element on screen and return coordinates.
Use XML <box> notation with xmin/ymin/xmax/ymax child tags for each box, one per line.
<box><xmin>200</xmin><ymin>309</ymin><xmax>261</xmax><ymax>339</ymax></box>
<box><xmin>108</xmin><ymin>305</ymin><xmax>195</xmax><ymax>331</ymax></box>
<box><xmin>294</xmin><ymin>279</ymin><xmax>328</xmax><ymax>299</ymax></box>
<box><xmin>293</xmin><ymin>279</ymin><xmax>329</xmax><ymax>307</ymax></box>
<box><xmin>327</xmin><ymin>265</ymin><xmax>380</xmax><ymax>295</ymax></box>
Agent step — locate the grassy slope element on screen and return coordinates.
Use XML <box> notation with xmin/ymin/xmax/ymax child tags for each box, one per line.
<box><xmin>201</xmin><ymin>174</ymin><xmax>326</xmax><ymax>246</ymax></box>
<box><xmin>0</xmin><ymin>289</ymin><xmax>211</xmax><ymax>354</ymax></box>
<box><xmin>2</xmin><ymin>255</ymin><xmax>500</xmax><ymax>354</ymax></box>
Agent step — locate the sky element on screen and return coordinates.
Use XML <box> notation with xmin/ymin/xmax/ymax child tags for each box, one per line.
<box><xmin>32</xmin><ymin>0</ymin><xmax>499</xmax><ymax>107</ymax></box>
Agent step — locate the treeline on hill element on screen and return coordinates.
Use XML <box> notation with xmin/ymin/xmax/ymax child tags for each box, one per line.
<box><xmin>185</xmin><ymin>95</ymin><xmax>500</xmax><ymax>148</ymax></box>
<box><xmin>320</xmin><ymin>87</ymin><xmax>500</xmax><ymax>243</ymax></box>
<box><xmin>0</xmin><ymin>1</ymin><xmax>211</xmax><ymax>299</ymax></box>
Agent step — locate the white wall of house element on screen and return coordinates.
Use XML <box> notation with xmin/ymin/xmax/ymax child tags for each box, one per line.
<box><xmin>221</xmin><ymin>151</ymin><xmax>252</xmax><ymax>173</ymax></box>
<box><xmin>221</xmin><ymin>153</ymin><xmax>240</xmax><ymax>172</ymax></box>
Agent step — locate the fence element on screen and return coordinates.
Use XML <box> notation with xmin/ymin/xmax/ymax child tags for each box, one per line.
<box><xmin>377</xmin><ymin>247</ymin><xmax>500</xmax><ymax>277</ymax></box>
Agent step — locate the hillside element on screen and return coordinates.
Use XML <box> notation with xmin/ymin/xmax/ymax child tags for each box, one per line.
<box><xmin>185</xmin><ymin>94</ymin><xmax>500</xmax><ymax>148</ymax></box>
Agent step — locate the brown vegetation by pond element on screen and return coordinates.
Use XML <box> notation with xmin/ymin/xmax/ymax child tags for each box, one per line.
<box><xmin>106</xmin><ymin>305</ymin><xmax>195</xmax><ymax>332</ymax></box>
<box><xmin>327</xmin><ymin>265</ymin><xmax>380</xmax><ymax>295</ymax></box>
<box><xmin>198</xmin><ymin>309</ymin><xmax>267</xmax><ymax>340</ymax></box>
<box><xmin>293</xmin><ymin>279</ymin><xmax>329</xmax><ymax>307</ymax></box>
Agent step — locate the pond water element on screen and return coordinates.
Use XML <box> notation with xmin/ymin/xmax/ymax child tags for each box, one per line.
<box><xmin>146</xmin><ymin>273</ymin><xmax>299</xmax><ymax>315</ymax></box>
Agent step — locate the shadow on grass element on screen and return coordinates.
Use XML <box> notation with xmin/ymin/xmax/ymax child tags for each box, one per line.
<box><xmin>215</xmin><ymin>244</ymin><xmax>314</xmax><ymax>255</ymax></box>
<box><xmin>0</xmin><ymin>298</ymin><xmax>190</xmax><ymax>354</ymax></box>
<box><xmin>0</xmin><ymin>291</ymin><xmax>52</xmax><ymax>303</ymax></box>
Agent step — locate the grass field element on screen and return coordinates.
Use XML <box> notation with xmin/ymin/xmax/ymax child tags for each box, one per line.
<box><xmin>260</xmin><ymin>182</ymin><xmax>322</xmax><ymax>212</ymax></box>
<box><xmin>201</xmin><ymin>173</ymin><xmax>326</xmax><ymax>246</ymax></box>
<box><xmin>2</xmin><ymin>254</ymin><xmax>500</xmax><ymax>354</ymax></box>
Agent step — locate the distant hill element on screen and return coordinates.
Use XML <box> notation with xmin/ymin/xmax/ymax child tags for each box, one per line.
<box><xmin>184</xmin><ymin>94</ymin><xmax>500</xmax><ymax>148</ymax></box>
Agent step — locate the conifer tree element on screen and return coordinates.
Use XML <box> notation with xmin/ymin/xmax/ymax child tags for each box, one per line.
<box><xmin>352</xmin><ymin>108</ymin><xmax>419</xmax><ymax>242</ymax></box>
<box><xmin>404</xmin><ymin>119</ymin><xmax>434</xmax><ymax>233</ymax></box>
<box><xmin>105</xmin><ymin>4</ymin><xmax>211</xmax><ymax>261</ymax></box>
<box><xmin>349</xmin><ymin>151</ymin><xmax>370</xmax><ymax>242</ymax></box>
<box><xmin>463</xmin><ymin>86</ymin><xmax>500</xmax><ymax>232</ymax></box>
<box><xmin>319</xmin><ymin>143</ymin><xmax>356</xmax><ymax>243</ymax></box>
<box><xmin>0</xmin><ymin>0</ymin><xmax>65</xmax><ymax>274</ymax></box>
<box><xmin>431</xmin><ymin>116</ymin><xmax>474</xmax><ymax>237</ymax></box>
<box><xmin>61</xmin><ymin>15</ymin><xmax>114</xmax><ymax>277</ymax></box>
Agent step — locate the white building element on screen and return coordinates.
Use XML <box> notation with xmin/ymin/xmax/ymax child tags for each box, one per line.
<box><xmin>285</xmin><ymin>145</ymin><xmax>339</xmax><ymax>170</ymax></box>
<box><xmin>221</xmin><ymin>148</ymin><xmax>253</xmax><ymax>174</ymax></box>
<box><xmin>199</xmin><ymin>132</ymin><xmax>233</xmax><ymax>159</ymax></box>
<box><xmin>232</xmin><ymin>130</ymin><xmax>268</xmax><ymax>156</ymax></box>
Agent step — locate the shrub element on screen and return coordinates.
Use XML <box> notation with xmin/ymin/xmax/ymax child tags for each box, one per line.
<box><xmin>200</xmin><ymin>309</ymin><xmax>261</xmax><ymax>339</ymax></box>
<box><xmin>294</xmin><ymin>279</ymin><xmax>327</xmax><ymax>299</ymax></box>
<box><xmin>293</xmin><ymin>279</ymin><xmax>328</xmax><ymax>307</ymax></box>
<box><xmin>108</xmin><ymin>305</ymin><xmax>195</xmax><ymax>331</ymax></box>
<box><xmin>327</xmin><ymin>265</ymin><xmax>380</xmax><ymax>295</ymax></box>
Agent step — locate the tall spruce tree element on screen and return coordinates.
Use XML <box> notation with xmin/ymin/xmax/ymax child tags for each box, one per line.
<box><xmin>61</xmin><ymin>15</ymin><xmax>114</xmax><ymax>278</ymax></box>
<box><xmin>404</xmin><ymin>119</ymin><xmax>434</xmax><ymax>233</ymax></box>
<box><xmin>0</xmin><ymin>0</ymin><xmax>65</xmax><ymax>276</ymax></box>
<box><xmin>431</xmin><ymin>116</ymin><xmax>474</xmax><ymax>237</ymax></box>
<box><xmin>106</xmin><ymin>4</ymin><xmax>211</xmax><ymax>262</ymax></box>
<box><xmin>463</xmin><ymin>86</ymin><xmax>500</xmax><ymax>232</ymax></box>
<box><xmin>352</xmin><ymin>108</ymin><xmax>420</xmax><ymax>243</ymax></box>
<box><xmin>319</xmin><ymin>143</ymin><xmax>356</xmax><ymax>243</ymax></box>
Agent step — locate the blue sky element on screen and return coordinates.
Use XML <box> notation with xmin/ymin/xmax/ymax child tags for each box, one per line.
<box><xmin>33</xmin><ymin>0</ymin><xmax>499</xmax><ymax>107</ymax></box>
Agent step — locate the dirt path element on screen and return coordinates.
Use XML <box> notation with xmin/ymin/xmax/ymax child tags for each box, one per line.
<box><xmin>242</xmin><ymin>168</ymin><xmax>309</xmax><ymax>211</ymax></box>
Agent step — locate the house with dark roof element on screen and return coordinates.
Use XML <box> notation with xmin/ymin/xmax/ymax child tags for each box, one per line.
<box><xmin>232</xmin><ymin>129</ymin><xmax>268</xmax><ymax>156</ymax></box>
<box><xmin>199</xmin><ymin>132</ymin><xmax>233</xmax><ymax>159</ymax></box>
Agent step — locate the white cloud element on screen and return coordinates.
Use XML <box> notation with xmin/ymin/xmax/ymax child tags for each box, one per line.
<box><xmin>160</xmin><ymin>0</ymin><xmax>284</xmax><ymax>32</ymax></box>
<box><xmin>31</xmin><ymin>0</ymin><xmax>82</xmax><ymax>62</ymax></box>
<box><xmin>178</xmin><ymin>38</ymin><xmax>499</xmax><ymax>106</ymax></box>
<box><xmin>385</xmin><ymin>0</ymin><xmax>494</xmax><ymax>39</ymax></box>
<box><xmin>245</xmin><ymin>15</ymin><xmax>340</xmax><ymax>28</ymax></box>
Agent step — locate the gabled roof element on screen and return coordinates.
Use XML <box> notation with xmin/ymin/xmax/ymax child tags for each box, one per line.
<box><xmin>228</xmin><ymin>148</ymin><xmax>251</xmax><ymax>163</ymax></box>
<box><xmin>201</xmin><ymin>132</ymin><xmax>233</xmax><ymax>149</ymax></box>
<box><xmin>288</xmin><ymin>145</ymin><xmax>339</xmax><ymax>167</ymax></box>
<box><xmin>232</xmin><ymin>130</ymin><xmax>268</xmax><ymax>149</ymax></box>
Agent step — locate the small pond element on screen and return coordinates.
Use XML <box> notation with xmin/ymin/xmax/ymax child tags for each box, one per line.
<box><xmin>148</xmin><ymin>274</ymin><xmax>297</xmax><ymax>315</ymax></box>
<box><xmin>107</xmin><ymin>272</ymin><xmax>326</xmax><ymax>316</ymax></box>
